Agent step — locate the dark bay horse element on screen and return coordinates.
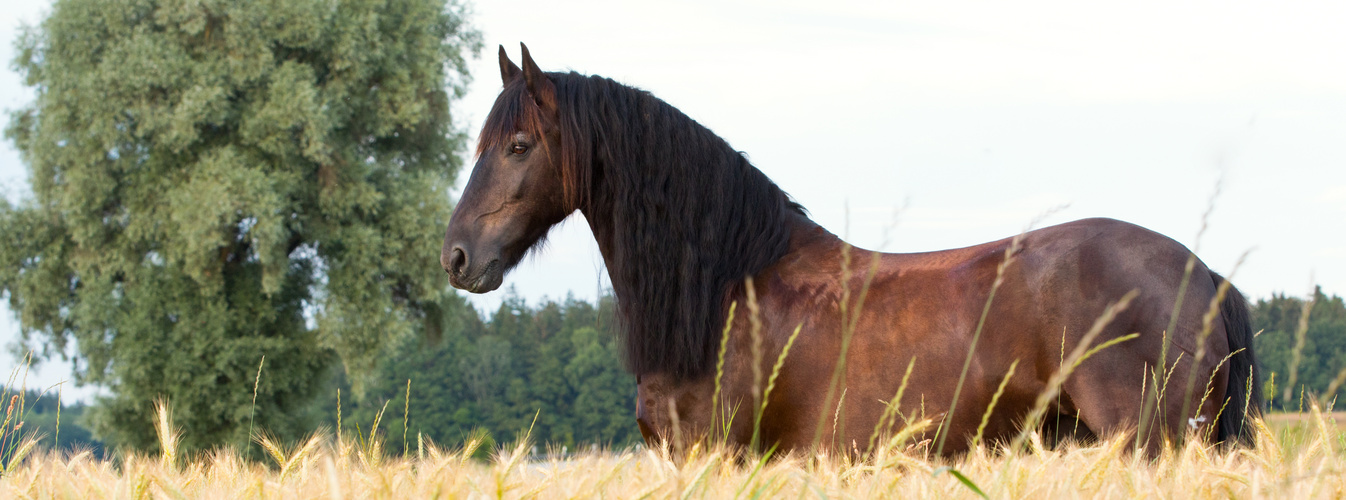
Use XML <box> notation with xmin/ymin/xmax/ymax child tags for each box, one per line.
<box><xmin>442</xmin><ymin>44</ymin><xmax>1261</xmax><ymax>456</ymax></box>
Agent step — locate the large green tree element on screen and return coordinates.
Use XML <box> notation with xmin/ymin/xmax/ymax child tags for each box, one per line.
<box><xmin>1</xmin><ymin>0</ymin><xmax>479</xmax><ymax>451</ymax></box>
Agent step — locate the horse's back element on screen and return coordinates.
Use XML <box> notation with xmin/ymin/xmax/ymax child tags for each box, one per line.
<box><xmin>875</xmin><ymin>216</ymin><xmax>1205</xmax><ymax>338</ymax></box>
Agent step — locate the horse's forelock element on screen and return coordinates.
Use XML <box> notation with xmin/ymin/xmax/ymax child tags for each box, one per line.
<box><xmin>476</xmin><ymin>79</ymin><xmax>547</xmax><ymax>159</ymax></box>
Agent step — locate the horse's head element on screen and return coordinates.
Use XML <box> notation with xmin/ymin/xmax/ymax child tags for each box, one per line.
<box><xmin>442</xmin><ymin>44</ymin><xmax>571</xmax><ymax>293</ymax></box>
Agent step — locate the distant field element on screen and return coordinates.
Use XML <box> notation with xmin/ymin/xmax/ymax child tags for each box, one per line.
<box><xmin>4</xmin><ymin>413</ymin><xmax>1345</xmax><ymax>499</ymax></box>
<box><xmin>1264</xmin><ymin>411</ymin><xmax>1346</xmax><ymax>427</ymax></box>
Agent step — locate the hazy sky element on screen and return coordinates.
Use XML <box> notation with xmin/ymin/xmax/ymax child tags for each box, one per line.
<box><xmin>3</xmin><ymin>0</ymin><xmax>1345</xmax><ymax>400</ymax></box>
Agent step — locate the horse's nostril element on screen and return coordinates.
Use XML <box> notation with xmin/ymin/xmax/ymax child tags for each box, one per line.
<box><xmin>449</xmin><ymin>247</ymin><xmax>467</xmax><ymax>276</ymax></box>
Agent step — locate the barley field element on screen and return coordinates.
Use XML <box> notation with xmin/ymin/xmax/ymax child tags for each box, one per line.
<box><xmin>3</xmin><ymin>406</ymin><xmax>1343</xmax><ymax>499</ymax></box>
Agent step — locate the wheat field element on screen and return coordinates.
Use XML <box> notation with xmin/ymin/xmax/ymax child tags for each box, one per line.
<box><xmin>3</xmin><ymin>406</ymin><xmax>1343</xmax><ymax>500</ymax></box>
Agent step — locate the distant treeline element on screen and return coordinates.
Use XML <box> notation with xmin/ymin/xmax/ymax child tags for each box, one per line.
<box><xmin>1</xmin><ymin>388</ymin><xmax>104</xmax><ymax>458</ymax></box>
<box><xmin>1252</xmin><ymin>287</ymin><xmax>1346</xmax><ymax>410</ymax></box>
<box><xmin>313</xmin><ymin>291</ymin><xmax>643</xmax><ymax>453</ymax></box>
<box><xmin>17</xmin><ymin>288</ymin><xmax>1346</xmax><ymax>454</ymax></box>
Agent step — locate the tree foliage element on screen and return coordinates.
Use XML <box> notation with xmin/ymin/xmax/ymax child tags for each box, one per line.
<box><xmin>327</xmin><ymin>292</ymin><xmax>642</xmax><ymax>453</ymax></box>
<box><xmin>1252</xmin><ymin>287</ymin><xmax>1346</xmax><ymax>410</ymax></box>
<box><xmin>0</xmin><ymin>0</ymin><xmax>480</xmax><ymax>452</ymax></box>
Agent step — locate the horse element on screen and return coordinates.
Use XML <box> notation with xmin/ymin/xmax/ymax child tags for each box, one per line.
<box><xmin>441</xmin><ymin>44</ymin><xmax>1262</xmax><ymax>456</ymax></box>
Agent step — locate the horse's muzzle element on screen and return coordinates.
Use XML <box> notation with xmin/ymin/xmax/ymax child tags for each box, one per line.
<box><xmin>442</xmin><ymin>245</ymin><xmax>503</xmax><ymax>293</ymax></box>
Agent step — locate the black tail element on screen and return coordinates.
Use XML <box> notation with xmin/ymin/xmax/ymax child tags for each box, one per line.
<box><xmin>1213</xmin><ymin>271</ymin><xmax>1262</xmax><ymax>446</ymax></box>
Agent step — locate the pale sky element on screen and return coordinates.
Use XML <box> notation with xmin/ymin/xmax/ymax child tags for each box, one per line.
<box><xmin>3</xmin><ymin>0</ymin><xmax>1345</xmax><ymax>400</ymax></box>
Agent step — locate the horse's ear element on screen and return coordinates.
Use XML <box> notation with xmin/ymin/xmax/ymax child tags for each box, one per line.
<box><xmin>499</xmin><ymin>45</ymin><xmax>521</xmax><ymax>84</ymax></box>
<box><xmin>519</xmin><ymin>43</ymin><xmax>557</xmax><ymax>111</ymax></box>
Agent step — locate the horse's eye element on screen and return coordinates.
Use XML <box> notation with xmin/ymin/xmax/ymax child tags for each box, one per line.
<box><xmin>511</xmin><ymin>144</ymin><xmax>528</xmax><ymax>155</ymax></box>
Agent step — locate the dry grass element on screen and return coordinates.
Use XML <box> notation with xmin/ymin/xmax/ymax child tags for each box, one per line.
<box><xmin>3</xmin><ymin>409</ymin><xmax>1345</xmax><ymax>499</ymax></box>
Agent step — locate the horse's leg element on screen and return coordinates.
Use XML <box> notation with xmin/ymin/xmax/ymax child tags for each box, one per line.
<box><xmin>1058</xmin><ymin>355</ymin><xmax>1155</xmax><ymax>453</ymax></box>
<box><xmin>1040</xmin><ymin>404</ymin><xmax>1098</xmax><ymax>449</ymax></box>
<box><xmin>1139</xmin><ymin>354</ymin><xmax>1229</xmax><ymax>449</ymax></box>
<box><xmin>1064</xmin><ymin>347</ymin><xmax>1229</xmax><ymax>455</ymax></box>
<box><xmin>635</xmin><ymin>373</ymin><xmax>727</xmax><ymax>454</ymax></box>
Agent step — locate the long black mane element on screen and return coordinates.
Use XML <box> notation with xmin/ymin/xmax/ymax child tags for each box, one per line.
<box><xmin>480</xmin><ymin>72</ymin><xmax>802</xmax><ymax>380</ymax></box>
